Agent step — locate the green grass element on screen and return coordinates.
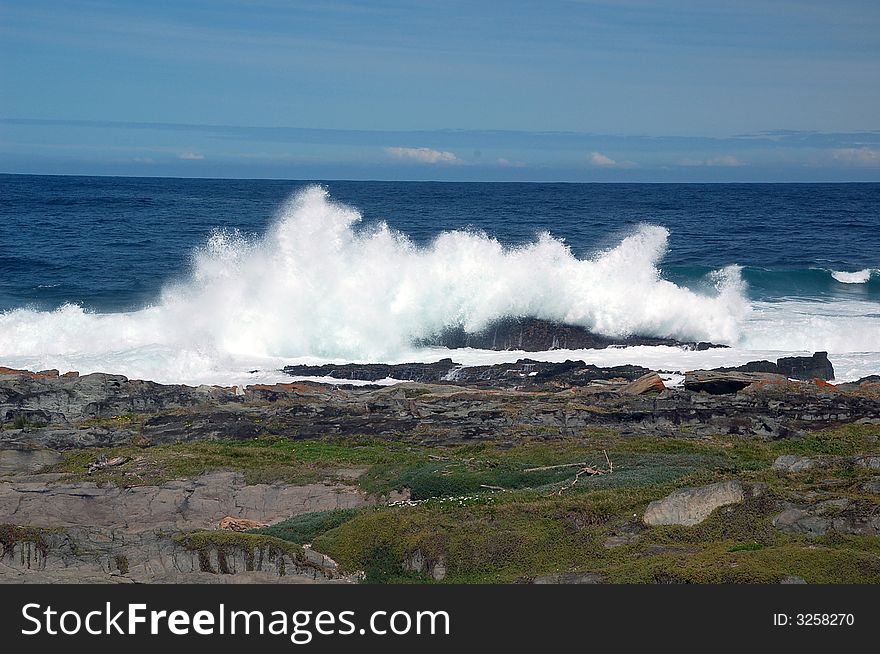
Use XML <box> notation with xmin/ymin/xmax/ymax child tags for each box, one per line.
<box><xmin>44</xmin><ymin>436</ymin><xmax>422</xmax><ymax>487</ymax></box>
<box><xmin>305</xmin><ymin>483</ymin><xmax>880</xmax><ymax>583</ymax></box>
<box><xmin>36</xmin><ymin>422</ymin><xmax>880</xmax><ymax>584</ymax></box>
<box><xmin>251</xmin><ymin>508</ymin><xmax>361</xmax><ymax>544</ymax></box>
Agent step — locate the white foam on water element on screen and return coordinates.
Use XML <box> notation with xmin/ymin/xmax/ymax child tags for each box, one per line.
<box><xmin>831</xmin><ymin>268</ymin><xmax>876</xmax><ymax>284</ymax></box>
<box><xmin>1</xmin><ymin>186</ymin><xmax>878</xmax><ymax>385</ymax></box>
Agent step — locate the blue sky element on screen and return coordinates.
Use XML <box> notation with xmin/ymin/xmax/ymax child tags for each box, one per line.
<box><xmin>1</xmin><ymin>0</ymin><xmax>879</xmax><ymax>181</ymax></box>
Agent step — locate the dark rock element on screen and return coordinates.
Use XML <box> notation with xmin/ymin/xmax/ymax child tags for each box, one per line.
<box><xmin>5</xmin><ymin>362</ymin><xmax>880</xmax><ymax>450</ymax></box>
<box><xmin>714</xmin><ymin>360</ymin><xmax>780</xmax><ymax>374</ymax></box>
<box><xmin>776</xmin><ymin>352</ymin><xmax>835</xmax><ymax>381</ymax></box>
<box><xmin>420</xmin><ymin>317</ymin><xmax>724</xmax><ymax>352</ymax></box>
<box><xmin>283</xmin><ymin>358</ymin><xmax>652</xmax><ymax>389</ymax></box>
<box><xmin>283</xmin><ymin>359</ymin><xmax>459</xmax><ymax>384</ymax></box>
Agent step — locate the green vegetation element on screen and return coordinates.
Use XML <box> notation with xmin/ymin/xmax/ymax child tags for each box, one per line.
<box><xmin>39</xmin><ymin>423</ymin><xmax>880</xmax><ymax>583</ymax></box>
<box><xmin>252</xmin><ymin>509</ymin><xmax>361</xmax><ymax>544</ymax></box>
<box><xmin>44</xmin><ymin>436</ymin><xmax>419</xmax><ymax>487</ymax></box>
<box><xmin>6</xmin><ymin>415</ymin><xmax>49</xmax><ymax>430</ymax></box>
<box><xmin>173</xmin><ymin>530</ymin><xmax>307</xmax><ymax>575</ymax></box>
<box><xmin>114</xmin><ymin>554</ymin><xmax>129</xmax><ymax>575</ymax></box>
<box><xmin>0</xmin><ymin>524</ymin><xmax>56</xmax><ymax>557</ymax></box>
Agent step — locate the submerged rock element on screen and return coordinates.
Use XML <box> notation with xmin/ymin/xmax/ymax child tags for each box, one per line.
<box><xmin>420</xmin><ymin>317</ymin><xmax>723</xmax><ymax>352</ymax></box>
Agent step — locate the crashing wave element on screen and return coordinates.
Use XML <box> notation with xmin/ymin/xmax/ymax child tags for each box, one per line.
<box><xmin>831</xmin><ymin>268</ymin><xmax>876</xmax><ymax>284</ymax></box>
<box><xmin>0</xmin><ymin>186</ymin><xmax>748</xmax><ymax>365</ymax></box>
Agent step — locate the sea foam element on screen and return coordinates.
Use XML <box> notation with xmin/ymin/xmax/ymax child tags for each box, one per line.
<box><xmin>831</xmin><ymin>268</ymin><xmax>876</xmax><ymax>284</ymax></box>
<box><xmin>1</xmin><ymin>186</ymin><xmax>877</xmax><ymax>385</ymax></box>
<box><xmin>0</xmin><ymin>186</ymin><xmax>747</xmax><ymax>359</ymax></box>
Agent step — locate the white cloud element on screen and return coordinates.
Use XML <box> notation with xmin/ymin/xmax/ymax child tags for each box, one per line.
<box><xmin>178</xmin><ymin>150</ymin><xmax>205</xmax><ymax>160</ymax></box>
<box><xmin>589</xmin><ymin>151</ymin><xmax>617</xmax><ymax>166</ymax></box>
<box><xmin>832</xmin><ymin>147</ymin><xmax>880</xmax><ymax>166</ymax></box>
<box><xmin>496</xmin><ymin>157</ymin><xmax>526</xmax><ymax>168</ymax></box>
<box><xmin>589</xmin><ymin>151</ymin><xmax>636</xmax><ymax>168</ymax></box>
<box><xmin>679</xmin><ymin>155</ymin><xmax>743</xmax><ymax>167</ymax></box>
<box><xmin>385</xmin><ymin>146</ymin><xmax>457</xmax><ymax>164</ymax></box>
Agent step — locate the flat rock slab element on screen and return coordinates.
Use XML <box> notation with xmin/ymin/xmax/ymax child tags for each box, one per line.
<box><xmin>0</xmin><ymin>449</ymin><xmax>63</xmax><ymax>475</ymax></box>
<box><xmin>772</xmin><ymin>499</ymin><xmax>880</xmax><ymax>537</ymax></box>
<box><xmin>684</xmin><ymin>371</ymin><xmax>787</xmax><ymax>395</ymax></box>
<box><xmin>0</xmin><ymin>526</ymin><xmax>358</xmax><ymax>585</ymax></box>
<box><xmin>643</xmin><ymin>480</ymin><xmax>745</xmax><ymax>526</ymax></box>
<box><xmin>531</xmin><ymin>572</ymin><xmax>606</xmax><ymax>584</ymax></box>
<box><xmin>772</xmin><ymin>454</ymin><xmax>817</xmax><ymax>473</ymax></box>
<box><xmin>0</xmin><ymin>471</ymin><xmax>379</xmax><ymax>531</ymax></box>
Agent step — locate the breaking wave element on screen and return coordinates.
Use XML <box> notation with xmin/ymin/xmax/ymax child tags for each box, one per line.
<box><xmin>831</xmin><ymin>268</ymin><xmax>876</xmax><ymax>284</ymax></box>
<box><xmin>1</xmin><ymin>186</ymin><xmax>878</xmax><ymax>384</ymax></box>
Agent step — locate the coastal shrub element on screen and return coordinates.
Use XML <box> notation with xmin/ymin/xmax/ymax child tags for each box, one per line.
<box><xmin>362</xmin><ymin>451</ymin><xmax>724</xmax><ymax>500</ymax></box>
<box><xmin>728</xmin><ymin>542</ymin><xmax>764</xmax><ymax>552</ymax></box>
<box><xmin>774</xmin><ymin>424</ymin><xmax>880</xmax><ymax>457</ymax></box>
<box><xmin>11</xmin><ymin>414</ymin><xmax>47</xmax><ymax>429</ymax></box>
<box><xmin>251</xmin><ymin>508</ymin><xmax>361</xmax><ymax>544</ymax></box>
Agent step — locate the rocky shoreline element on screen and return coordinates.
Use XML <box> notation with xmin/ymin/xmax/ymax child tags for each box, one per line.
<box><xmin>2</xmin><ymin>352</ymin><xmax>880</xmax><ymax>584</ymax></box>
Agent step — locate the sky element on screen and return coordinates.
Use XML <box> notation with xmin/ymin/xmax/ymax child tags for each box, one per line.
<box><xmin>1</xmin><ymin>0</ymin><xmax>879</xmax><ymax>181</ymax></box>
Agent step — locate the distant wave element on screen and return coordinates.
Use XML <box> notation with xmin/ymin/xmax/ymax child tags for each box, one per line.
<box><xmin>831</xmin><ymin>268</ymin><xmax>877</xmax><ymax>284</ymax></box>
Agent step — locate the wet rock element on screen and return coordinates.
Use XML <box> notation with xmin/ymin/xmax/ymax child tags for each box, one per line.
<box><xmin>643</xmin><ymin>480</ymin><xmax>744</xmax><ymax>526</ymax></box>
<box><xmin>714</xmin><ymin>360</ymin><xmax>781</xmax><ymax>374</ymax></box>
<box><xmin>421</xmin><ymin>317</ymin><xmax>723</xmax><ymax>352</ymax></box>
<box><xmin>777</xmin><ymin>352</ymin><xmax>835</xmax><ymax>381</ymax></box>
<box><xmin>283</xmin><ymin>358</ymin><xmax>653</xmax><ymax>389</ymax></box>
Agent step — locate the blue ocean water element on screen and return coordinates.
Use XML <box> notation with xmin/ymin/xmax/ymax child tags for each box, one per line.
<box><xmin>0</xmin><ymin>174</ymin><xmax>878</xmax><ymax>385</ymax></box>
<box><xmin>2</xmin><ymin>174</ymin><xmax>878</xmax><ymax>311</ymax></box>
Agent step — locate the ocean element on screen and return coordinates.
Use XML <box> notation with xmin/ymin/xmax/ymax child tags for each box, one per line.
<box><xmin>1</xmin><ymin>173</ymin><xmax>878</xmax><ymax>385</ymax></box>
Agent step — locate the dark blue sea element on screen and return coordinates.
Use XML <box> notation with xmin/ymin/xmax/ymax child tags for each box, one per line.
<box><xmin>1</xmin><ymin>174</ymin><xmax>878</xmax><ymax>384</ymax></box>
